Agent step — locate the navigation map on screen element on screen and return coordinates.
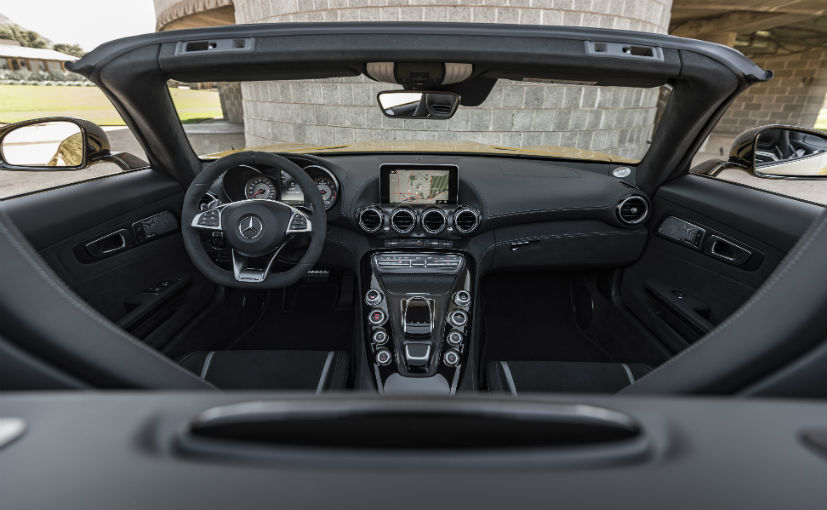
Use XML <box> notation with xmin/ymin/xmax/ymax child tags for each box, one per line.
<box><xmin>387</xmin><ymin>169</ymin><xmax>451</xmax><ymax>204</ymax></box>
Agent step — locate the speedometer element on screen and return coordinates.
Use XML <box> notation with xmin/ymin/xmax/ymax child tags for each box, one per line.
<box><xmin>244</xmin><ymin>176</ymin><xmax>277</xmax><ymax>200</ymax></box>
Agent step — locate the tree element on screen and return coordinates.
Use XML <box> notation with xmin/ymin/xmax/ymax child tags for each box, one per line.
<box><xmin>0</xmin><ymin>25</ymin><xmax>49</xmax><ymax>49</ymax></box>
<box><xmin>53</xmin><ymin>43</ymin><xmax>85</xmax><ymax>58</ymax></box>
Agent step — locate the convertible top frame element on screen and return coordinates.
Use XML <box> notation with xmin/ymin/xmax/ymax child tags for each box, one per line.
<box><xmin>68</xmin><ymin>22</ymin><xmax>771</xmax><ymax>193</ymax></box>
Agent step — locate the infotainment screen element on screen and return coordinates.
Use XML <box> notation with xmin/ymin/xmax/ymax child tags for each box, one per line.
<box><xmin>380</xmin><ymin>165</ymin><xmax>458</xmax><ymax>205</ymax></box>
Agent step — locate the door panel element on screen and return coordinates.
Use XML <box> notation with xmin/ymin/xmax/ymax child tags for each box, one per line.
<box><xmin>0</xmin><ymin>169</ymin><xmax>215</xmax><ymax>349</ymax></box>
<box><xmin>621</xmin><ymin>174</ymin><xmax>823</xmax><ymax>353</ymax></box>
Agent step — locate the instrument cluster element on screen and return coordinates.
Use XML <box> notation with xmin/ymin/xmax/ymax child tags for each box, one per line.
<box><xmin>220</xmin><ymin>162</ymin><xmax>339</xmax><ymax>211</ymax></box>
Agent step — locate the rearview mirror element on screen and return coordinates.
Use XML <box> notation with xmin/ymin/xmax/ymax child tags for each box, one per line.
<box><xmin>753</xmin><ymin>127</ymin><xmax>827</xmax><ymax>178</ymax></box>
<box><xmin>0</xmin><ymin>117</ymin><xmax>112</xmax><ymax>171</ymax></box>
<box><xmin>377</xmin><ymin>91</ymin><xmax>460</xmax><ymax>119</ymax></box>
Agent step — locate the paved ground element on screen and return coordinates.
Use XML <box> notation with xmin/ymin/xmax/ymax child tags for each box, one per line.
<box><xmin>0</xmin><ymin>122</ymin><xmax>244</xmax><ymax>199</ymax></box>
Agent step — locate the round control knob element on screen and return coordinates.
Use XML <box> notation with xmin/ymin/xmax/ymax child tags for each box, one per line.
<box><xmin>372</xmin><ymin>329</ymin><xmax>389</xmax><ymax>345</ymax></box>
<box><xmin>447</xmin><ymin>310</ymin><xmax>468</xmax><ymax>328</ymax></box>
<box><xmin>368</xmin><ymin>309</ymin><xmax>386</xmax><ymax>326</ymax></box>
<box><xmin>453</xmin><ymin>290</ymin><xmax>471</xmax><ymax>307</ymax></box>
<box><xmin>365</xmin><ymin>289</ymin><xmax>383</xmax><ymax>306</ymax></box>
<box><xmin>443</xmin><ymin>349</ymin><xmax>460</xmax><ymax>367</ymax></box>
<box><xmin>375</xmin><ymin>348</ymin><xmax>392</xmax><ymax>366</ymax></box>
<box><xmin>446</xmin><ymin>330</ymin><xmax>463</xmax><ymax>346</ymax></box>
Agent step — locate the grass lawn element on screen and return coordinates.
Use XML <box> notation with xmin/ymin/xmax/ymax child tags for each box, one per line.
<box><xmin>0</xmin><ymin>84</ymin><xmax>223</xmax><ymax>126</ymax></box>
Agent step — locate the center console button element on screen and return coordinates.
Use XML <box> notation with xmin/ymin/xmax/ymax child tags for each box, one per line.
<box><xmin>447</xmin><ymin>310</ymin><xmax>468</xmax><ymax>328</ymax></box>
<box><xmin>368</xmin><ymin>309</ymin><xmax>387</xmax><ymax>326</ymax></box>
<box><xmin>372</xmin><ymin>329</ymin><xmax>389</xmax><ymax>345</ymax></box>
<box><xmin>443</xmin><ymin>350</ymin><xmax>460</xmax><ymax>367</ymax></box>
<box><xmin>375</xmin><ymin>349</ymin><xmax>392</xmax><ymax>366</ymax></box>
<box><xmin>365</xmin><ymin>289</ymin><xmax>383</xmax><ymax>306</ymax></box>
<box><xmin>446</xmin><ymin>331</ymin><xmax>463</xmax><ymax>346</ymax></box>
<box><xmin>453</xmin><ymin>290</ymin><xmax>471</xmax><ymax>307</ymax></box>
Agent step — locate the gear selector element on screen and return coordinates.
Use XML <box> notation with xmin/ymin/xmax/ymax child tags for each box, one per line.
<box><xmin>402</xmin><ymin>296</ymin><xmax>434</xmax><ymax>337</ymax></box>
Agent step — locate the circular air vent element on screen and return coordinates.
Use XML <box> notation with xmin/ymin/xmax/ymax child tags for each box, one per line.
<box><xmin>358</xmin><ymin>207</ymin><xmax>383</xmax><ymax>233</ymax></box>
<box><xmin>421</xmin><ymin>208</ymin><xmax>447</xmax><ymax>234</ymax></box>
<box><xmin>616</xmin><ymin>195</ymin><xmax>649</xmax><ymax>225</ymax></box>
<box><xmin>454</xmin><ymin>207</ymin><xmax>480</xmax><ymax>234</ymax></box>
<box><xmin>390</xmin><ymin>207</ymin><xmax>416</xmax><ymax>234</ymax></box>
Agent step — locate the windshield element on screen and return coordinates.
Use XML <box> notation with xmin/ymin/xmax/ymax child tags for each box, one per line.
<box><xmin>172</xmin><ymin>77</ymin><xmax>670</xmax><ymax>164</ymax></box>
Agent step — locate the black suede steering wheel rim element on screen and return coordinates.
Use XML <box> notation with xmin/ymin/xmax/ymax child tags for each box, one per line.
<box><xmin>181</xmin><ymin>151</ymin><xmax>327</xmax><ymax>289</ymax></box>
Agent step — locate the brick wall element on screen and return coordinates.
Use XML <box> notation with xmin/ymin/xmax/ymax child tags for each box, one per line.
<box><xmin>697</xmin><ymin>47</ymin><xmax>827</xmax><ymax>161</ymax></box>
<box><xmin>234</xmin><ymin>0</ymin><xmax>673</xmax><ymax>160</ymax></box>
<box><xmin>715</xmin><ymin>47</ymin><xmax>827</xmax><ymax>134</ymax></box>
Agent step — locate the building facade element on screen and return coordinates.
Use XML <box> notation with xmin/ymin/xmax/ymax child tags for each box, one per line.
<box><xmin>154</xmin><ymin>0</ymin><xmax>827</xmax><ymax>158</ymax></box>
<box><xmin>0</xmin><ymin>40</ymin><xmax>75</xmax><ymax>72</ymax></box>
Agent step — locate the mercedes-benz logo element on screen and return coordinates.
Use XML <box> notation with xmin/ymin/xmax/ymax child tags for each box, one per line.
<box><xmin>238</xmin><ymin>215</ymin><xmax>263</xmax><ymax>240</ymax></box>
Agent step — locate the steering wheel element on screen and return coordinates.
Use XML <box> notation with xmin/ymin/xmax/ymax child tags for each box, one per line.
<box><xmin>181</xmin><ymin>152</ymin><xmax>327</xmax><ymax>289</ymax></box>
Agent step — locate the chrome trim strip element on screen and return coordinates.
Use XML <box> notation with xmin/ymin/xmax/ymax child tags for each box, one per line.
<box><xmin>316</xmin><ymin>351</ymin><xmax>335</xmax><ymax>394</ymax></box>
<box><xmin>621</xmin><ymin>363</ymin><xmax>635</xmax><ymax>385</ymax></box>
<box><xmin>200</xmin><ymin>351</ymin><xmax>216</xmax><ymax>379</ymax></box>
<box><xmin>500</xmin><ymin>361</ymin><xmax>518</xmax><ymax>396</ymax></box>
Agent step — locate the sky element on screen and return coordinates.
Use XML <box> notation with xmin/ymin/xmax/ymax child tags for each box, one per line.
<box><xmin>1</xmin><ymin>0</ymin><xmax>157</xmax><ymax>52</ymax></box>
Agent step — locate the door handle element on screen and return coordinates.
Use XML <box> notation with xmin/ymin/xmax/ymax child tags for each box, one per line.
<box><xmin>704</xmin><ymin>235</ymin><xmax>752</xmax><ymax>266</ymax></box>
<box><xmin>85</xmin><ymin>228</ymin><xmax>131</xmax><ymax>258</ymax></box>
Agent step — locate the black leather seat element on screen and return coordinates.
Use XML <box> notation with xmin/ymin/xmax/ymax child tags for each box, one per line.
<box><xmin>177</xmin><ymin>350</ymin><xmax>348</xmax><ymax>391</ymax></box>
<box><xmin>487</xmin><ymin>361</ymin><xmax>652</xmax><ymax>395</ymax></box>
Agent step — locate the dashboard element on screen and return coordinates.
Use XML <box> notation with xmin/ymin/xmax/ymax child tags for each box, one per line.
<box><xmin>199</xmin><ymin>153</ymin><xmax>651</xmax><ymax>248</ymax></box>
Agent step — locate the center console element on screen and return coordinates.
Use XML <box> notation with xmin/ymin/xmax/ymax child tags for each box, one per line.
<box><xmin>362</xmin><ymin>251</ymin><xmax>472</xmax><ymax>394</ymax></box>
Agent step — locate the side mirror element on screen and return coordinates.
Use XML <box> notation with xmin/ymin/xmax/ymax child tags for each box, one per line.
<box><xmin>0</xmin><ymin>117</ymin><xmax>112</xmax><ymax>171</ymax></box>
<box><xmin>377</xmin><ymin>90</ymin><xmax>460</xmax><ymax>119</ymax></box>
<box><xmin>728</xmin><ymin>125</ymin><xmax>827</xmax><ymax>179</ymax></box>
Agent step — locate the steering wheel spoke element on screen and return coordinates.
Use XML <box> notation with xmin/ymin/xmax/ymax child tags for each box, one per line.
<box><xmin>191</xmin><ymin>205</ymin><xmax>225</xmax><ymax>231</ymax></box>
<box><xmin>231</xmin><ymin>243</ymin><xmax>289</xmax><ymax>283</ymax></box>
<box><xmin>286</xmin><ymin>208</ymin><xmax>312</xmax><ymax>234</ymax></box>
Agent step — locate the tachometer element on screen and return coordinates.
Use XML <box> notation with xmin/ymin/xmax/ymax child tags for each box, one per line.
<box><xmin>315</xmin><ymin>176</ymin><xmax>338</xmax><ymax>210</ymax></box>
<box><xmin>244</xmin><ymin>176</ymin><xmax>277</xmax><ymax>200</ymax></box>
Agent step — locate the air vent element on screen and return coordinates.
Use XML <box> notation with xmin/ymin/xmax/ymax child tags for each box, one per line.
<box><xmin>391</xmin><ymin>208</ymin><xmax>416</xmax><ymax>234</ymax></box>
<box><xmin>359</xmin><ymin>207</ymin><xmax>383</xmax><ymax>233</ymax></box>
<box><xmin>430</xmin><ymin>104</ymin><xmax>452</xmax><ymax>114</ymax></box>
<box><xmin>616</xmin><ymin>195</ymin><xmax>649</xmax><ymax>225</ymax></box>
<box><xmin>421</xmin><ymin>208</ymin><xmax>447</xmax><ymax>234</ymax></box>
<box><xmin>454</xmin><ymin>207</ymin><xmax>480</xmax><ymax>234</ymax></box>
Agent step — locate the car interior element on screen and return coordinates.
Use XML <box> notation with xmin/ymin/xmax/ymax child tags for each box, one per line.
<box><xmin>0</xmin><ymin>23</ymin><xmax>824</xmax><ymax>508</ymax></box>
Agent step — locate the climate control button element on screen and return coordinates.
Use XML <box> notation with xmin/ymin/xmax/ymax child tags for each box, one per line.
<box><xmin>375</xmin><ymin>348</ymin><xmax>392</xmax><ymax>366</ymax></box>
<box><xmin>368</xmin><ymin>309</ymin><xmax>387</xmax><ymax>326</ymax></box>
<box><xmin>453</xmin><ymin>290</ymin><xmax>471</xmax><ymax>307</ymax></box>
<box><xmin>447</xmin><ymin>310</ymin><xmax>468</xmax><ymax>328</ymax></box>
<box><xmin>372</xmin><ymin>329</ymin><xmax>389</xmax><ymax>345</ymax></box>
<box><xmin>443</xmin><ymin>350</ymin><xmax>460</xmax><ymax>367</ymax></box>
<box><xmin>365</xmin><ymin>289</ymin><xmax>384</xmax><ymax>306</ymax></box>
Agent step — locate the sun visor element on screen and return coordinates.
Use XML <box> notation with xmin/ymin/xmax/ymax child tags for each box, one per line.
<box><xmin>366</xmin><ymin>62</ymin><xmax>473</xmax><ymax>88</ymax></box>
